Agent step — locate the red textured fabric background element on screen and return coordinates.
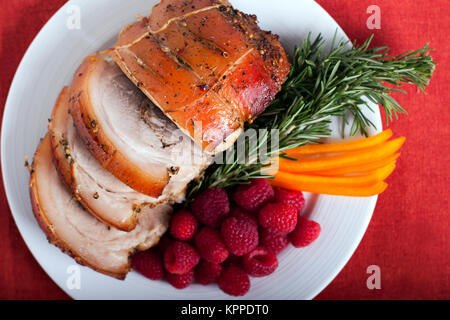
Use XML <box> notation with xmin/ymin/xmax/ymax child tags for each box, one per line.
<box><xmin>0</xmin><ymin>0</ymin><xmax>448</xmax><ymax>300</ymax></box>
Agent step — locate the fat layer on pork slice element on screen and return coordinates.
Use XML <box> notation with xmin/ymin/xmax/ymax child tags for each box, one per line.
<box><xmin>70</xmin><ymin>56</ymin><xmax>210</xmax><ymax>198</ymax></box>
<box><xmin>29</xmin><ymin>134</ymin><xmax>171</xmax><ymax>279</ymax></box>
<box><xmin>111</xmin><ymin>0</ymin><xmax>290</xmax><ymax>154</ymax></box>
<box><xmin>50</xmin><ymin>87</ymin><xmax>174</xmax><ymax>231</ymax></box>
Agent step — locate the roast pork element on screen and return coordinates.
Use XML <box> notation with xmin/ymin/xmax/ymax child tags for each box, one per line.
<box><xmin>49</xmin><ymin>87</ymin><xmax>174</xmax><ymax>231</ymax></box>
<box><xmin>111</xmin><ymin>0</ymin><xmax>290</xmax><ymax>154</ymax></box>
<box><xmin>70</xmin><ymin>56</ymin><xmax>211</xmax><ymax>198</ymax></box>
<box><xmin>28</xmin><ymin>0</ymin><xmax>291</xmax><ymax>280</ymax></box>
<box><xmin>29</xmin><ymin>134</ymin><xmax>171</xmax><ymax>279</ymax></box>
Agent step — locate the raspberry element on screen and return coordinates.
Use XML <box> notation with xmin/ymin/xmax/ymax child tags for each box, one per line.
<box><xmin>166</xmin><ymin>270</ymin><xmax>194</xmax><ymax>289</ymax></box>
<box><xmin>164</xmin><ymin>241</ymin><xmax>200</xmax><ymax>274</ymax></box>
<box><xmin>233</xmin><ymin>178</ymin><xmax>274</xmax><ymax>211</ymax></box>
<box><xmin>221</xmin><ymin>216</ymin><xmax>258</xmax><ymax>256</ymax></box>
<box><xmin>131</xmin><ymin>249</ymin><xmax>164</xmax><ymax>280</ymax></box>
<box><xmin>194</xmin><ymin>260</ymin><xmax>222</xmax><ymax>285</ymax></box>
<box><xmin>218</xmin><ymin>266</ymin><xmax>250</xmax><ymax>296</ymax></box>
<box><xmin>274</xmin><ymin>187</ymin><xmax>305</xmax><ymax>213</ymax></box>
<box><xmin>230</xmin><ymin>206</ymin><xmax>258</xmax><ymax>228</ymax></box>
<box><xmin>170</xmin><ymin>210</ymin><xmax>198</xmax><ymax>241</ymax></box>
<box><xmin>289</xmin><ymin>216</ymin><xmax>321</xmax><ymax>247</ymax></box>
<box><xmin>260</xmin><ymin>229</ymin><xmax>289</xmax><ymax>254</ymax></box>
<box><xmin>194</xmin><ymin>227</ymin><xmax>229</xmax><ymax>263</ymax></box>
<box><xmin>191</xmin><ymin>188</ymin><xmax>230</xmax><ymax>227</ymax></box>
<box><xmin>242</xmin><ymin>247</ymin><xmax>278</xmax><ymax>277</ymax></box>
<box><xmin>259</xmin><ymin>203</ymin><xmax>298</xmax><ymax>235</ymax></box>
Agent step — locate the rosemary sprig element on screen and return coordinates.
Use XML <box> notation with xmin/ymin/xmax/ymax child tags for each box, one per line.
<box><xmin>186</xmin><ymin>33</ymin><xmax>435</xmax><ymax>200</ymax></box>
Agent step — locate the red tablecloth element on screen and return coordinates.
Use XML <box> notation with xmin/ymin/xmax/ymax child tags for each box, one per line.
<box><xmin>0</xmin><ymin>0</ymin><xmax>448</xmax><ymax>300</ymax></box>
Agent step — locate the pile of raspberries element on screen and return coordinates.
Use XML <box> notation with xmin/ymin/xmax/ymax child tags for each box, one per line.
<box><xmin>132</xmin><ymin>179</ymin><xmax>321</xmax><ymax>296</ymax></box>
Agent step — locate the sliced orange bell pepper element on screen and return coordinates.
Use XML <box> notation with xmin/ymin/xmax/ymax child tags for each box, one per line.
<box><xmin>285</xmin><ymin>129</ymin><xmax>393</xmax><ymax>155</ymax></box>
<box><xmin>275</xmin><ymin>162</ymin><xmax>394</xmax><ymax>187</ymax></box>
<box><xmin>271</xmin><ymin>170</ymin><xmax>389</xmax><ymax>197</ymax></box>
<box><xmin>306</xmin><ymin>153</ymin><xmax>400</xmax><ymax>176</ymax></box>
<box><xmin>279</xmin><ymin>137</ymin><xmax>405</xmax><ymax>173</ymax></box>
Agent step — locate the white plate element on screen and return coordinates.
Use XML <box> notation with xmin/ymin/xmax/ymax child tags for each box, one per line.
<box><xmin>1</xmin><ymin>0</ymin><xmax>381</xmax><ymax>300</ymax></box>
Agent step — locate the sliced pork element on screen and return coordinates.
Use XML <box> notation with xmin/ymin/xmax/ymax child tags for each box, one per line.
<box><xmin>111</xmin><ymin>0</ymin><xmax>290</xmax><ymax>153</ymax></box>
<box><xmin>49</xmin><ymin>87</ymin><xmax>172</xmax><ymax>231</ymax></box>
<box><xmin>29</xmin><ymin>134</ymin><xmax>171</xmax><ymax>279</ymax></box>
<box><xmin>70</xmin><ymin>56</ymin><xmax>210</xmax><ymax>198</ymax></box>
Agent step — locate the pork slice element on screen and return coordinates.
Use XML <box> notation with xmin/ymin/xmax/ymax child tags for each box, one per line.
<box><xmin>50</xmin><ymin>87</ymin><xmax>170</xmax><ymax>231</ymax></box>
<box><xmin>29</xmin><ymin>134</ymin><xmax>171</xmax><ymax>279</ymax></box>
<box><xmin>70</xmin><ymin>56</ymin><xmax>210</xmax><ymax>198</ymax></box>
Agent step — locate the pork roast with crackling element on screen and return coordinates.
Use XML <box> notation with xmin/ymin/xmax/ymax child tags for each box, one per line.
<box><xmin>28</xmin><ymin>0</ymin><xmax>290</xmax><ymax>279</ymax></box>
<box><xmin>111</xmin><ymin>0</ymin><xmax>290</xmax><ymax>154</ymax></box>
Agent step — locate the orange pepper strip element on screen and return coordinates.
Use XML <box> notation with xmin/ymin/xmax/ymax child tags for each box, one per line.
<box><xmin>306</xmin><ymin>153</ymin><xmax>400</xmax><ymax>176</ymax></box>
<box><xmin>271</xmin><ymin>171</ymin><xmax>389</xmax><ymax>197</ymax></box>
<box><xmin>285</xmin><ymin>129</ymin><xmax>393</xmax><ymax>155</ymax></box>
<box><xmin>275</xmin><ymin>163</ymin><xmax>395</xmax><ymax>187</ymax></box>
<box><xmin>279</xmin><ymin>137</ymin><xmax>405</xmax><ymax>173</ymax></box>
